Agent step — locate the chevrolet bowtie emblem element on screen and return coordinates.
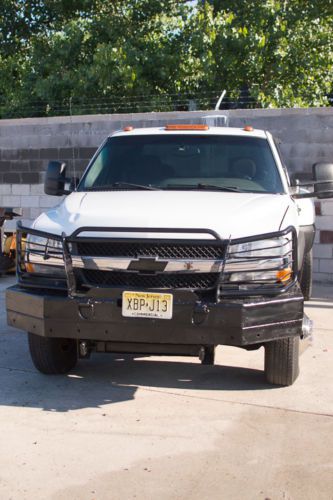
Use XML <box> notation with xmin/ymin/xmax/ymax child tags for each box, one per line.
<box><xmin>184</xmin><ymin>262</ymin><xmax>194</xmax><ymax>270</ymax></box>
<box><xmin>127</xmin><ymin>257</ymin><xmax>168</xmax><ymax>273</ymax></box>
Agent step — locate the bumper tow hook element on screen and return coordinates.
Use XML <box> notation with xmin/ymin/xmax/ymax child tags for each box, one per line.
<box><xmin>192</xmin><ymin>303</ymin><xmax>210</xmax><ymax>325</ymax></box>
<box><xmin>78</xmin><ymin>300</ymin><xmax>95</xmax><ymax>321</ymax></box>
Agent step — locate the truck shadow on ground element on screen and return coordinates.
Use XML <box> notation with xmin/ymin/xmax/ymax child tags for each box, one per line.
<box><xmin>0</xmin><ymin>351</ymin><xmax>275</xmax><ymax>412</ymax></box>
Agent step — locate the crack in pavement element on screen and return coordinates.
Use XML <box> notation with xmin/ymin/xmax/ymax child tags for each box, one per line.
<box><xmin>135</xmin><ymin>386</ymin><xmax>333</xmax><ymax>419</ymax></box>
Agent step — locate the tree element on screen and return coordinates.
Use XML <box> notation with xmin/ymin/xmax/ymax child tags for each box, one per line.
<box><xmin>186</xmin><ymin>0</ymin><xmax>333</xmax><ymax>106</ymax></box>
<box><xmin>0</xmin><ymin>0</ymin><xmax>332</xmax><ymax>117</ymax></box>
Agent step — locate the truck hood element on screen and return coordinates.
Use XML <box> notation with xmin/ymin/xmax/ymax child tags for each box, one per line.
<box><xmin>34</xmin><ymin>191</ymin><xmax>296</xmax><ymax>240</ymax></box>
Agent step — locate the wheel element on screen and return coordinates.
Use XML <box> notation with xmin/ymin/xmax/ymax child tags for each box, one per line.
<box><xmin>299</xmin><ymin>249</ymin><xmax>313</xmax><ymax>301</ymax></box>
<box><xmin>264</xmin><ymin>336</ymin><xmax>300</xmax><ymax>386</ymax></box>
<box><xmin>28</xmin><ymin>333</ymin><xmax>78</xmax><ymax>374</ymax></box>
<box><xmin>200</xmin><ymin>346</ymin><xmax>215</xmax><ymax>365</ymax></box>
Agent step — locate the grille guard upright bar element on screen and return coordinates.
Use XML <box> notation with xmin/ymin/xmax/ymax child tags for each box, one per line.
<box><xmin>62</xmin><ymin>232</ymin><xmax>77</xmax><ymax>296</ymax></box>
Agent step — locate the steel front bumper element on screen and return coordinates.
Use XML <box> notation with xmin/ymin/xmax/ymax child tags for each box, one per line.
<box><xmin>6</xmin><ymin>285</ymin><xmax>304</xmax><ymax>347</ymax></box>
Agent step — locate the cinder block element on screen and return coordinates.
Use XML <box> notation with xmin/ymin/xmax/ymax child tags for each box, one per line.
<box><xmin>0</xmin><ymin>185</ymin><xmax>11</xmax><ymax>195</ymax></box>
<box><xmin>320</xmin><ymin>231</ymin><xmax>333</xmax><ymax>243</ymax></box>
<box><xmin>315</xmin><ymin>216</ymin><xmax>333</xmax><ymax>231</ymax></box>
<box><xmin>321</xmin><ymin>200</ymin><xmax>333</xmax><ymax>216</ymax></box>
<box><xmin>10</xmin><ymin>160</ymin><xmax>30</xmax><ymax>172</ymax></box>
<box><xmin>12</xmin><ymin>184</ymin><xmax>30</xmax><ymax>195</ymax></box>
<box><xmin>319</xmin><ymin>259</ymin><xmax>333</xmax><ymax>273</ymax></box>
<box><xmin>40</xmin><ymin>148</ymin><xmax>59</xmax><ymax>160</ymax></box>
<box><xmin>2</xmin><ymin>195</ymin><xmax>21</xmax><ymax>206</ymax></box>
<box><xmin>313</xmin><ymin>258</ymin><xmax>319</xmax><ymax>272</ymax></box>
<box><xmin>313</xmin><ymin>272</ymin><xmax>324</xmax><ymax>282</ymax></box>
<box><xmin>21</xmin><ymin>172</ymin><xmax>40</xmax><ymax>184</ymax></box>
<box><xmin>0</xmin><ymin>160</ymin><xmax>11</xmax><ymax>172</ymax></box>
<box><xmin>77</xmin><ymin>147</ymin><xmax>97</xmax><ymax>159</ymax></box>
<box><xmin>30</xmin><ymin>160</ymin><xmax>46</xmax><ymax>172</ymax></box>
<box><xmin>17</xmin><ymin>148</ymin><xmax>40</xmax><ymax>160</ymax></box>
<box><xmin>1</xmin><ymin>150</ymin><xmax>17</xmax><ymax>160</ymax></box>
<box><xmin>313</xmin><ymin>244</ymin><xmax>333</xmax><ymax>259</ymax></box>
<box><xmin>4</xmin><ymin>173</ymin><xmax>20</xmax><ymax>183</ymax></box>
<box><xmin>30</xmin><ymin>184</ymin><xmax>45</xmax><ymax>195</ymax></box>
<box><xmin>20</xmin><ymin>195</ymin><xmax>40</xmax><ymax>208</ymax></box>
<box><xmin>39</xmin><ymin>196</ymin><xmax>59</xmax><ymax>208</ymax></box>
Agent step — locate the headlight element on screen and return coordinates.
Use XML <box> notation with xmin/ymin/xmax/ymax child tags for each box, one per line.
<box><xmin>25</xmin><ymin>234</ymin><xmax>65</xmax><ymax>276</ymax></box>
<box><xmin>219</xmin><ymin>231</ymin><xmax>294</xmax><ymax>294</ymax></box>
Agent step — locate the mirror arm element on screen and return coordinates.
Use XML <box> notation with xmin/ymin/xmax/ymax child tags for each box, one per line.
<box><xmin>293</xmin><ymin>191</ymin><xmax>317</xmax><ymax>199</ymax></box>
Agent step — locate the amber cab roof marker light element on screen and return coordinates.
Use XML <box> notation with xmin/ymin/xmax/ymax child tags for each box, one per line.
<box><xmin>165</xmin><ymin>124</ymin><xmax>209</xmax><ymax>131</ymax></box>
<box><xmin>243</xmin><ymin>125</ymin><xmax>254</xmax><ymax>132</ymax></box>
<box><xmin>123</xmin><ymin>126</ymin><xmax>134</xmax><ymax>132</ymax></box>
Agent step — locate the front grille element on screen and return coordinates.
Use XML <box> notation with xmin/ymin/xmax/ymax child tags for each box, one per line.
<box><xmin>75</xmin><ymin>269</ymin><xmax>219</xmax><ymax>290</ymax></box>
<box><xmin>76</xmin><ymin>241</ymin><xmax>224</xmax><ymax>260</ymax></box>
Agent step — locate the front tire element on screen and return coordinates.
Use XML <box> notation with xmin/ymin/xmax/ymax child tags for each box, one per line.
<box><xmin>264</xmin><ymin>337</ymin><xmax>300</xmax><ymax>386</ymax></box>
<box><xmin>28</xmin><ymin>333</ymin><xmax>78</xmax><ymax>374</ymax></box>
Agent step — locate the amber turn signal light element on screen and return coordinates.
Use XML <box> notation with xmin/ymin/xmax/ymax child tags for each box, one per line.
<box><xmin>276</xmin><ymin>268</ymin><xmax>292</xmax><ymax>282</ymax></box>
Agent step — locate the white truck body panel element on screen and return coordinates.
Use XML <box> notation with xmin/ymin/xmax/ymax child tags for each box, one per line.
<box><xmin>34</xmin><ymin>191</ymin><xmax>302</xmax><ymax>239</ymax></box>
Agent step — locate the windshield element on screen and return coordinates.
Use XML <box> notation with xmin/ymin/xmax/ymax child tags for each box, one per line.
<box><xmin>78</xmin><ymin>134</ymin><xmax>284</xmax><ymax>193</ymax></box>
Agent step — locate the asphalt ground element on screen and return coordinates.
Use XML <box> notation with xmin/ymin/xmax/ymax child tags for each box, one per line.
<box><xmin>0</xmin><ymin>276</ymin><xmax>332</xmax><ymax>500</ymax></box>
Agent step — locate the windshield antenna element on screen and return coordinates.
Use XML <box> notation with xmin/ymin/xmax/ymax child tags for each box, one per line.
<box><xmin>215</xmin><ymin>90</ymin><xmax>227</xmax><ymax>110</ymax></box>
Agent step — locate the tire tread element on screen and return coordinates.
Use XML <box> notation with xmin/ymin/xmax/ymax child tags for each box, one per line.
<box><xmin>28</xmin><ymin>333</ymin><xmax>77</xmax><ymax>374</ymax></box>
<box><xmin>265</xmin><ymin>336</ymin><xmax>299</xmax><ymax>386</ymax></box>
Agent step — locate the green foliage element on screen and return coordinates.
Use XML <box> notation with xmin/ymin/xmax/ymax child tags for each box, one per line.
<box><xmin>0</xmin><ymin>0</ymin><xmax>332</xmax><ymax>117</ymax></box>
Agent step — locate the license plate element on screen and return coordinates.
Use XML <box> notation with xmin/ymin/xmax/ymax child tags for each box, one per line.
<box><xmin>122</xmin><ymin>291</ymin><xmax>173</xmax><ymax>320</ymax></box>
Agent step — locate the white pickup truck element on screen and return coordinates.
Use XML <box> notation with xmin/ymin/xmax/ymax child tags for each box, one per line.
<box><xmin>6</xmin><ymin>123</ymin><xmax>333</xmax><ymax>385</ymax></box>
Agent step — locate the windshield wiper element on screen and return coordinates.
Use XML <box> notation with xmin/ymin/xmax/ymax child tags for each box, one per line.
<box><xmin>85</xmin><ymin>182</ymin><xmax>160</xmax><ymax>191</ymax></box>
<box><xmin>164</xmin><ymin>183</ymin><xmax>243</xmax><ymax>192</ymax></box>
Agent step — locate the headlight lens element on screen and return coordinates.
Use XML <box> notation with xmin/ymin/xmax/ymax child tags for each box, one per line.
<box><xmin>25</xmin><ymin>234</ymin><xmax>65</xmax><ymax>276</ymax></box>
<box><xmin>219</xmin><ymin>231</ymin><xmax>294</xmax><ymax>294</ymax></box>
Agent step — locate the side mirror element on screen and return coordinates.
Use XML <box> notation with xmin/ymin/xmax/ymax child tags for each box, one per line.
<box><xmin>313</xmin><ymin>162</ymin><xmax>333</xmax><ymax>199</ymax></box>
<box><xmin>44</xmin><ymin>161</ymin><xmax>68</xmax><ymax>196</ymax></box>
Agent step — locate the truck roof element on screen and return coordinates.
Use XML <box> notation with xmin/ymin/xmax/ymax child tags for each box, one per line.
<box><xmin>111</xmin><ymin>126</ymin><xmax>268</xmax><ymax>139</ymax></box>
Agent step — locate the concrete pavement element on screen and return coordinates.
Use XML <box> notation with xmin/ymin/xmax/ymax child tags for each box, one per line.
<box><xmin>0</xmin><ymin>276</ymin><xmax>332</xmax><ymax>500</ymax></box>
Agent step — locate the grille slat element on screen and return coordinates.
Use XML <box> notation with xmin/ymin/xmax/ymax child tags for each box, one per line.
<box><xmin>76</xmin><ymin>242</ymin><xmax>224</xmax><ymax>260</ymax></box>
<box><xmin>76</xmin><ymin>270</ymin><xmax>218</xmax><ymax>289</ymax></box>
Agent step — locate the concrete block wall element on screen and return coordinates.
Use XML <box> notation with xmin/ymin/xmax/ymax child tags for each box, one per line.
<box><xmin>313</xmin><ymin>200</ymin><xmax>333</xmax><ymax>282</ymax></box>
<box><xmin>0</xmin><ymin>107</ymin><xmax>332</xmax><ymax>282</ymax></box>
